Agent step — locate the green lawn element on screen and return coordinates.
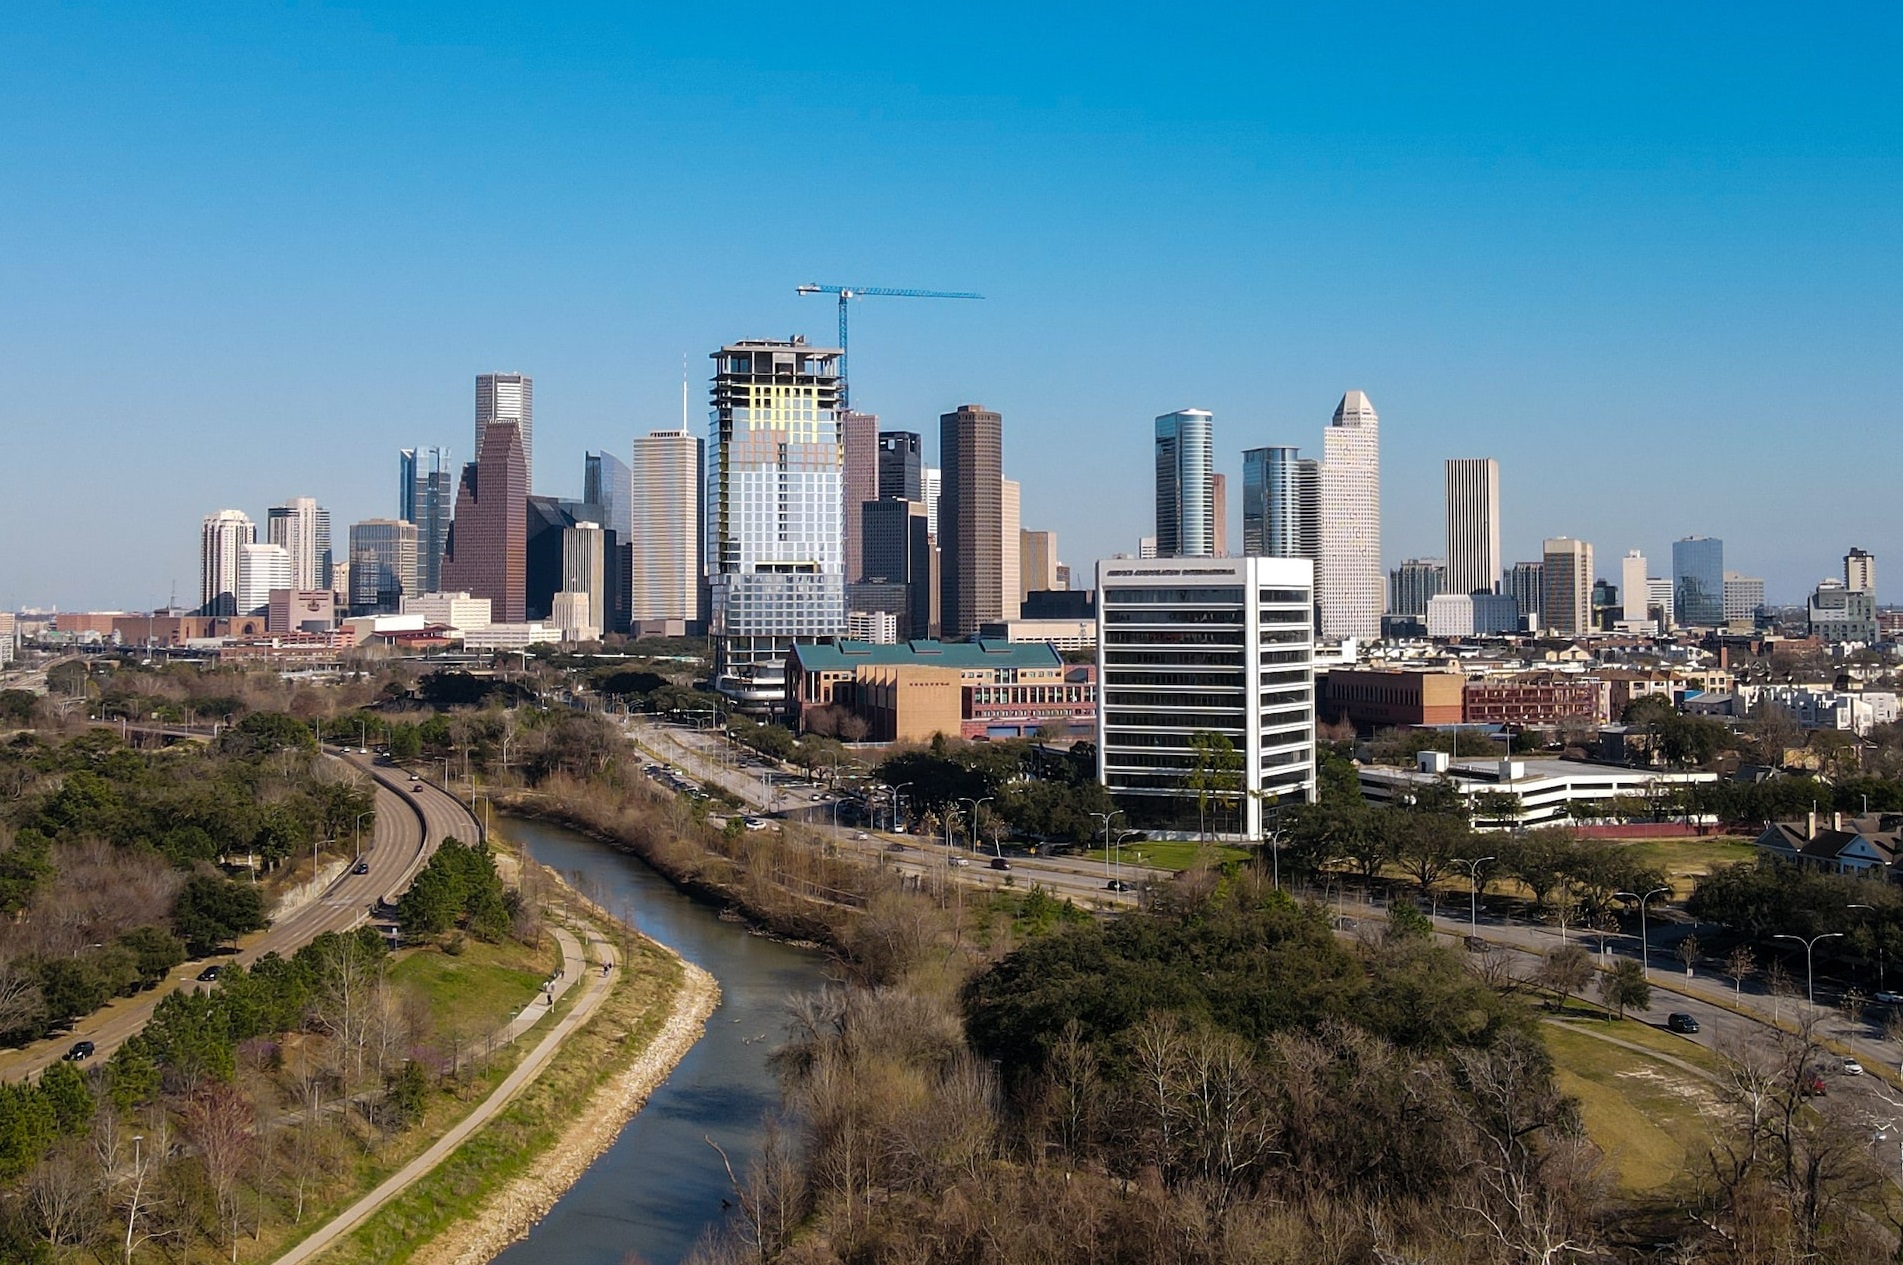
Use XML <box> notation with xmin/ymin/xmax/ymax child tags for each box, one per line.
<box><xmin>1549</xmin><ymin>1012</ymin><xmax>1725</xmax><ymax>1076</ymax></box>
<box><xmin>1613</xmin><ymin>836</ymin><xmax>1755</xmax><ymax>897</ymax></box>
<box><xmin>388</xmin><ymin>936</ymin><xmax>555</xmax><ymax>1036</ymax></box>
<box><xmin>1081</xmin><ymin>840</ymin><xmax>1251</xmax><ymax>872</ymax></box>
<box><xmin>1544</xmin><ymin>1022</ymin><xmax>1718</xmax><ymax>1192</ymax></box>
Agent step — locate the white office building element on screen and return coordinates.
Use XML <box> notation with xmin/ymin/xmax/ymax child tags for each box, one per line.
<box><xmin>1097</xmin><ymin>556</ymin><xmax>1316</xmax><ymax>839</ymax></box>
<box><xmin>1318</xmin><ymin>391</ymin><xmax>1381</xmax><ymax>642</ymax></box>
<box><xmin>477</xmin><ymin>372</ymin><xmax>533</xmax><ymax>489</ymax></box>
<box><xmin>401</xmin><ymin>591</ymin><xmax>493</xmax><ymax>631</ymax></box>
<box><xmin>236</xmin><ymin>543</ymin><xmax>292</xmax><ymax>616</ymax></box>
<box><xmin>1426</xmin><ymin>591</ymin><xmax>1520</xmax><ymax>638</ymax></box>
<box><xmin>267</xmin><ymin>497</ymin><xmax>331</xmax><ymax>592</ymax></box>
<box><xmin>1000</xmin><ymin>478</ymin><xmax>1021</xmax><ymax>620</ymax></box>
<box><xmin>1444</xmin><ymin>458</ymin><xmax>1501</xmax><ymax>596</ymax></box>
<box><xmin>1723</xmin><ymin>572</ymin><xmax>1765</xmax><ymax>627</ymax></box>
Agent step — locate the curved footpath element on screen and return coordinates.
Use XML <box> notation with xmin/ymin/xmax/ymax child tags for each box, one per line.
<box><xmin>277</xmin><ymin>904</ymin><xmax>717</xmax><ymax>1265</ymax></box>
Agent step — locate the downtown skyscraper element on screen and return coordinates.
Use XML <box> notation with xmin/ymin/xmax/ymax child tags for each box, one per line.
<box><xmin>1672</xmin><ymin>536</ymin><xmax>1725</xmax><ymax>627</ymax></box>
<box><xmin>938</xmin><ymin>403</ymin><xmax>1004</xmax><ymax>639</ymax></box>
<box><xmin>706</xmin><ymin>339</ymin><xmax>846</xmax><ymax>708</ymax></box>
<box><xmin>629</xmin><ymin>428</ymin><xmax>705</xmax><ymax>635</ymax></box>
<box><xmin>399</xmin><ymin>447</ymin><xmax>455</xmax><ymax>593</ymax></box>
<box><xmin>1241</xmin><ymin>446</ymin><xmax>1319</xmax><ymax>560</ymax></box>
<box><xmin>1154</xmin><ymin>409</ymin><xmax>1215</xmax><ymax>558</ymax></box>
<box><xmin>476</xmin><ymin>372</ymin><xmax>533</xmax><ymax>490</ymax></box>
<box><xmin>442</xmin><ymin>419</ymin><xmax>528</xmax><ymax>622</ymax></box>
<box><xmin>1444</xmin><ymin>458</ymin><xmax>1501</xmax><ymax>596</ymax></box>
<box><xmin>1318</xmin><ymin>391</ymin><xmax>1382</xmax><ymax>642</ymax></box>
<box><xmin>266</xmin><ymin>497</ymin><xmax>331</xmax><ymax>592</ymax></box>
<box><xmin>1542</xmin><ymin>537</ymin><xmax>1594</xmax><ymax>635</ymax></box>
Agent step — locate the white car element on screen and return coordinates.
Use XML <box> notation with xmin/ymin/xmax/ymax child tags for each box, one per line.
<box><xmin>1842</xmin><ymin>1058</ymin><xmax>1865</xmax><ymax>1076</ymax></box>
<box><xmin>948</xmin><ymin>856</ymin><xmax>971</xmax><ymax>868</ymax></box>
<box><xmin>1876</xmin><ymin>991</ymin><xmax>1903</xmax><ymax>1006</ymax></box>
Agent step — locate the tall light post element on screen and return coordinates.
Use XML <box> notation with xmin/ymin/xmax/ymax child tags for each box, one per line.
<box><xmin>962</xmin><ymin>797</ymin><xmax>995</xmax><ymax>854</ymax></box>
<box><xmin>1774</xmin><ymin>931</ymin><xmax>1845</xmax><ymax>1010</ymax></box>
<box><xmin>890</xmin><ymin>782</ymin><xmax>914</xmax><ymax>833</ymax></box>
<box><xmin>1089</xmin><ymin>810</ymin><xmax>1122</xmax><ymax>879</ymax></box>
<box><xmin>312</xmin><ymin>836</ymin><xmax>336</xmax><ymax>879</ymax></box>
<box><xmin>353</xmin><ymin>810</ymin><xmax>375</xmax><ymax>861</ymax></box>
<box><xmin>1615</xmin><ymin>886</ymin><xmax>1672</xmax><ymax>979</ymax></box>
<box><xmin>1116</xmin><ymin>829</ymin><xmax>1140</xmax><ymax>886</ymax></box>
<box><xmin>1455</xmin><ymin>855</ymin><xmax>1496</xmax><ymax>931</ymax></box>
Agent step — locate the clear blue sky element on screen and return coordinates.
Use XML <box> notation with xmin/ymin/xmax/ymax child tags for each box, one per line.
<box><xmin>3</xmin><ymin>3</ymin><xmax>1899</xmax><ymax>610</ymax></box>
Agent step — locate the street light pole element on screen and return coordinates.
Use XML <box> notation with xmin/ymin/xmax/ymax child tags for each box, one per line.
<box><xmin>1455</xmin><ymin>856</ymin><xmax>1496</xmax><ymax>931</ymax></box>
<box><xmin>891</xmin><ymin>782</ymin><xmax>914</xmax><ymax>833</ymax></box>
<box><xmin>354</xmin><ymin>811</ymin><xmax>374</xmax><ymax>861</ymax></box>
<box><xmin>1089</xmin><ymin>810</ymin><xmax>1122</xmax><ymax>880</ymax></box>
<box><xmin>962</xmin><ymin>797</ymin><xmax>995</xmax><ymax>854</ymax></box>
<box><xmin>1774</xmin><ymin>931</ymin><xmax>1845</xmax><ymax>1010</ymax></box>
<box><xmin>1615</xmin><ymin>886</ymin><xmax>1672</xmax><ymax>979</ymax></box>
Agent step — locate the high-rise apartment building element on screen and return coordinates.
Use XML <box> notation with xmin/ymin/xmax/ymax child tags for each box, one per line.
<box><xmin>200</xmin><ymin>510</ymin><xmax>255</xmax><ymax>617</ymax></box>
<box><xmin>629</xmin><ymin>429</ymin><xmax>705</xmax><ymax>635</ymax></box>
<box><xmin>1154</xmin><ymin>409</ymin><xmax>1215</xmax><ymax>558</ymax></box>
<box><xmin>1444</xmin><ymin>458</ymin><xmax>1501</xmax><ymax>596</ymax></box>
<box><xmin>347</xmin><ymin>519</ymin><xmax>420</xmax><ymax>614</ymax></box>
<box><xmin>1020</xmin><ymin>530</ymin><xmax>1059</xmax><ymax>600</ymax></box>
<box><xmin>559</xmin><ymin>521</ymin><xmax>607</xmax><ymax>641</ymax></box>
<box><xmin>840</xmin><ymin>411</ymin><xmax>880</xmax><ymax>586</ymax></box>
<box><xmin>1097</xmin><ymin>556</ymin><xmax>1317</xmax><ymax>837</ymax></box>
<box><xmin>1541</xmin><ymin>538</ymin><xmax>1594</xmax><ymax>636</ymax></box>
<box><xmin>476</xmin><ymin>372</ymin><xmax>533</xmax><ymax>489</ymax></box>
<box><xmin>1646</xmin><ymin>577</ymin><xmax>1676</xmax><ymax>628</ymax></box>
<box><xmin>1846</xmin><ymin>548</ymin><xmax>1876</xmax><ymax>597</ymax></box>
<box><xmin>442</xmin><ymin>419</ymin><xmax>529</xmax><ymax>622</ymax></box>
<box><xmin>1619</xmin><ymin>550</ymin><xmax>1650</xmax><ymax>624</ymax></box>
<box><xmin>584</xmin><ymin>451</ymin><xmax>634</xmax><ymax>544</ymax></box>
<box><xmin>267</xmin><ymin>498</ymin><xmax>330</xmax><ymax>592</ymax></box>
<box><xmin>1672</xmin><ymin>536</ymin><xmax>1725</xmax><ymax>627</ymax></box>
<box><xmin>1387</xmin><ymin>558</ymin><xmax>1446</xmax><ymax>619</ymax></box>
<box><xmin>237</xmin><ymin>543</ymin><xmax>291</xmax><ymax>616</ymax></box>
<box><xmin>399</xmin><ymin>447</ymin><xmax>455</xmax><ymax>593</ymax></box>
<box><xmin>1240</xmin><ymin>446</ymin><xmax>1320</xmax><ymax>560</ymax></box>
<box><xmin>706</xmin><ymin>339</ymin><xmax>846</xmax><ymax>710</ymax></box>
<box><xmin>921</xmin><ymin>466</ymin><xmax>942</xmax><ymax>537</ymax></box>
<box><xmin>1001</xmin><ymin>478</ymin><xmax>1021</xmax><ymax>622</ymax></box>
<box><xmin>1318</xmin><ymin>391</ymin><xmax>1382</xmax><ymax>642</ymax></box>
<box><xmin>939</xmin><ymin>404</ymin><xmax>1004</xmax><ymax>639</ymax></box>
<box><xmin>1723</xmin><ymin>572</ymin><xmax>1766</xmax><ymax>627</ymax></box>
<box><xmin>1505</xmin><ymin>562</ymin><xmax>1545</xmax><ymax>627</ymax></box>
<box><xmin>877</xmin><ymin>431</ymin><xmax>922</xmax><ymax>502</ymax></box>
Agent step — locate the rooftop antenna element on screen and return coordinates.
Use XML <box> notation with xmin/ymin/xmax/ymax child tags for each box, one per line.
<box><xmin>681</xmin><ymin>354</ymin><xmax>690</xmax><ymax>435</ymax></box>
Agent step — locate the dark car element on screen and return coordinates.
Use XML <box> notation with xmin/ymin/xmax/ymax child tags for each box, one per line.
<box><xmin>63</xmin><ymin>1041</ymin><xmax>94</xmax><ymax>1062</ymax></box>
<box><xmin>989</xmin><ymin>857</ymin><xmax>1011</xmax><ymax>871</ymax></box>
<box><xmin>1106</xmin><ymin>879</ymin><xmax>1133</xmax><ymax>892</ymax></box>
<box><xmin>1667</xmin><ymin>1012</ymin><xmax>1700</xmax><ymax>1034</ymax></box>
<box><xmin>196</xmin><ymin>965</ymin><xmax>222</xmax><ymax>983</ymax></box>
<box><xmin>353</xmin><ymin>859</ymin><xmax>371</xmax><ymax>875</ymax></box>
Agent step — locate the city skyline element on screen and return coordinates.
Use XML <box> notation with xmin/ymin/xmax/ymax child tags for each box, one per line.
<box><xmin>5</xmin><ymin>8</ymin><xmax>1901</xmax><ymax>607</ymax></box>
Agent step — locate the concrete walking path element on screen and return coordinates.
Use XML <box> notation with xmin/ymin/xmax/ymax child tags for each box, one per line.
<box><xmin>276</xmin><ymin>920</ymin><xmax>613</xmax><ymax>1264</ymax></box>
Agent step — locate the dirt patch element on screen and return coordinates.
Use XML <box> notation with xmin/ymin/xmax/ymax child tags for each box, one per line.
<box><xmin>407</xmin><ymin>953</ymin><xmax>721</xmax><ymax>1265</ymax></box>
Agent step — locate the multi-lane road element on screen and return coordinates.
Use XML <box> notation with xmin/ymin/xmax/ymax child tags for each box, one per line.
<box><xmin>0</xmin><ymin>745</ymin><xmax>477</xmax><ymax>1081</ymax></box>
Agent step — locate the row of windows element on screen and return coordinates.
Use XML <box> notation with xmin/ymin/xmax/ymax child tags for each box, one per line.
<box><xmin>969</xmin><ymin>686</ymin><xmax>1094</xmax><ymax>705</ymax></box>
<box><xmin>1104</xmin><ymin>650</ymin><xmax>1243</xmax><ymax>667</ymax></box>
<box><xmin>1260</xmin><ymin>649</ymin><xmax>1309</xmax><ymax>665</ymax></box>
<box><xmin>1260</xmin><ymin>669</ymin><xmax>1309</xmax><ymax>686</ymax></box>
<box><xmin>1105</xmin><ymin>610</ymin><xmax>1242</xmax><ymax>626</ymax></box>
<box><xmin>1257</xmin><ymin>589</ymin><xmax>1310</xmax><ymax>604</ymax></box>
<box><xmin>1105</xmin><ymin>630</ymin><xmax>1244</xmax><ymax>646</ymax></box>
<box><xmin>1104</xmin><ymin>691</ymin><xmax>1244</xmax><ymax>708</ymax></box>
<box><xmin>1104</xmin><ymin>729</ymin><xmax>1245</xmax><ymax>749</ymax></box>
<box><xmin>1105</xmin><ymin>671</ymin><xmax>1247</xmax><ymax>688</ymax></box>
<box><xmin>1261</xmin><ymin>688</ymin><xmax>1311</xmax><ymax>706</ymax></box>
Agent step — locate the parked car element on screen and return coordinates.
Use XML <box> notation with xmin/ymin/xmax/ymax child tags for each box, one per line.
<box><xmin>1667</xmin><ymin>1013</ymin><xmax>1700</xmax><ymax>1034</ymax></box>
<box><xmin>989</xmin><ymin>857</ymin><xmax>1011</xmax><ymax>871</ymax></box>
<box><xmin>63</xmin><ymin>1041</ymin><xmax>94</xmax><ymax>1062</ymax></box>
<box><xmin>1842</xmin><ymin>1057</ymin><xmax>1865</xmax><ymax>1076</ymax></box>
<box><xmin>196</xmin><ymin>965</ymin><xmax>222</xmax><ymax>983</ymax></box>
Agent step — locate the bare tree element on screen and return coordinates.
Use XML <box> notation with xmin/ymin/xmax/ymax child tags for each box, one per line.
<box><xmin>25</xmin><ymin>1139</ymin><xmax>97</xmax><ymax>1251</ymax></box>
<box><xmin>1725</xmin><ymin>944</ymin><xmax>1756</xmax><ymax>1002</ymax></box>
<box><xmin>184</xmin><ymin>1083</ymin><xmax>254</xmax><ymax>1262</ymax></box>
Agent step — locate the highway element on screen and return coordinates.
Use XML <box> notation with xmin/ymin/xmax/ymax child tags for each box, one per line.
<box><xmin>0</xmin><ymin>745</ymin><xmax>477</xmax><ymax>1081</ymax></box>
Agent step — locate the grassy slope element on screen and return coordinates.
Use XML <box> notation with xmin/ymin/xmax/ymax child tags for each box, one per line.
<box><xmin>1544</xmin><ymin>1022</ymin><xmax>1718</xmax><ymax>1192</ymax></box>
<box><xmin>387</xmin><ymin>938</ymin><xmax>552</xmax><ymax>1036</ymax></box>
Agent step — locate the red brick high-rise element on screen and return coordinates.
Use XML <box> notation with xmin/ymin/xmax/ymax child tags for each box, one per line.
<box><xmin>840</xmin><ymin>410</ymin><xmax>879</xmax><ymax>582</ymax></box>
<box><xmin>442</xmin><ymin>420</ymin><xmax>527</xmax><ymax>621</ymax></box>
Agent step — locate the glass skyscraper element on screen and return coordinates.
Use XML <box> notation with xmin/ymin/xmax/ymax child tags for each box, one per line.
<box><xmin>1154</xmin><ymin>409</ymin><xmax>1215</xmax><ymax>558</ymax></box>
<box><xmin>1241</xmin><ymin>445</ymin><xmax>1320</xmax><ymax>560</ymax></box>
<box><xmin>400</xmin><ymin>447</ymin><xmax>454</xmax><ymax>593</ymax></box>
<box><xmin>1672</xmin><ymin>536</ymin><xmax>1725</xmax><ymax>627</ymax></box>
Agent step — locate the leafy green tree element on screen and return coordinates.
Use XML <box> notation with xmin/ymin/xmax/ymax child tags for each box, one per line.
<box><xmin>35</xmin><ymin>958</ymin><xmax>108</xmax><ymax>1024</ymax></box>
<box><xmin>173</xmin><ymin>875</ymin><xmax>267</xmax><ymax>956</ymax></box>
<box><xmin>221</xmin><ymin>710</ymin><xmax>317</xmax><ymax>756</ymax></box>
<box><xmin>1598</xmin><ymin>957</ymin><xmax>1651</xmax><ymax>1019</ymax></box>
<box><xmin>117</xmin><ymin>926</ymin><xmax>187</xmax><ymax>989</ymax></box>
<box><xmin>1185</xmin><ymin>731</ymin><xmax>1244</xmax><ymax>838</ymax></box>
<box><xmin>388</xmin><ymin>723</ymin><xmax>423</xmax><ymax>761</ymax></box>
<box><xmin>36</xmin><ymin>1061</ymin><xmax>92</xmax><ymax>1136</ymax></box>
